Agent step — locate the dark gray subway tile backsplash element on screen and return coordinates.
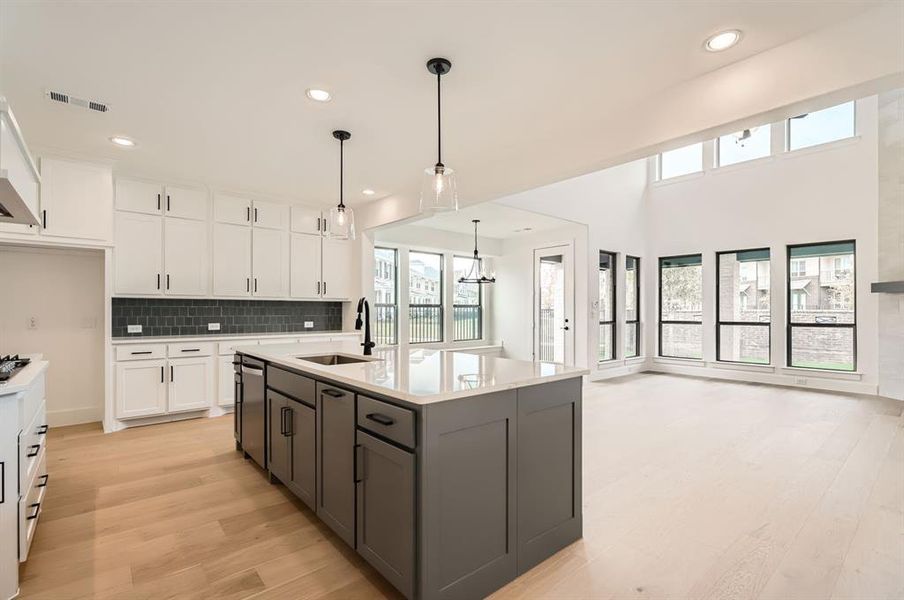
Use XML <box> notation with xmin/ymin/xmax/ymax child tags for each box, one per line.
<box><xmin>112</xmin><ymin>298</ymin><xmax>343</xmax><ymax>338</ymax></box>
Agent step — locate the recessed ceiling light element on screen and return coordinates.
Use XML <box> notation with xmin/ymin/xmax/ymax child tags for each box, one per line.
<box><xmin>362</xmin><ymin>189</ymin><xmax>376</xmax><ymax>196</ymax></box>
<box><xmin>109</xmin><ymin>136</ymin><xmax>136</xmax><ymax>147</ymax></box>
<box><xmin>704</xmin><ymin>30</ymin><xmax>742</xmax><ymax>52</ymax></box>
<box><xmin>305</xmin><ymin>88</ymin><xmax>332</xmax><ymax>102</ymax></box>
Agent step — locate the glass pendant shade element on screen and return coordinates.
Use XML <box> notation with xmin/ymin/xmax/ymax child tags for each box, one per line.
<box><xmin>328</xmin><ymin>204</ymin><xmax>355</xmax><ymax>240</ymax></box>
<box><xmin>420</xmin><ymin>165</ymin><xmax>458</xmax><ymax>212</ymax></box>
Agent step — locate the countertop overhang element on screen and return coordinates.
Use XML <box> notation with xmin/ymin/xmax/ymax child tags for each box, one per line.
<box><xmin>235</xmin><ymin>341</ymin><xmax>588</xmax><ymax>405</ymax></box>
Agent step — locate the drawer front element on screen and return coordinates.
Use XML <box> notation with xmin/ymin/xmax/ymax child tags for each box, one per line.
<box><xmin>20</xmin><ymin>372</ymin><xmax>46</xmax><ymax>431</ymax></box>
<box><xmin>257</xmin><ymin>337</ymin><xmax>300</xmax><ymax>346</ymax></box>
<box><xmin>115</xmin><ymin>344</ymin><xmax>166</xmax><ymax>361</ymax></box>
<box><xmin>19</xmin><ymin>400</ymin><xmax>47</xmax><ymax>493</ymax></box>
<box><xmin>357</xmin><ymin>395</ymin><xmax>415</xmax><ymax>449</ymax></box>
<box><xmin>267</xmin><ymin>366</ymin><xmax>315</xmax><ymax>407</ymax></box>
<box><xmin>219</xmin><ymin>340</ymin><xmax>258</xmax><ymax>355</ymax></box>
<box><xmin>19</xmin><ymin>446</ymin><xmax>47</xmax><ymax>562</ymax></box>
<box><xmin>167</xmin><ymin>342</ymin><xmax>214</xmax><ymax>358</ymax></box>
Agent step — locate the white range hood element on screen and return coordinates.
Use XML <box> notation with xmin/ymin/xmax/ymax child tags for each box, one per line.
<box><xmin>0</xmin><ymin>97</ymin><xmax>41</xmax><ymax>226</ymax></box>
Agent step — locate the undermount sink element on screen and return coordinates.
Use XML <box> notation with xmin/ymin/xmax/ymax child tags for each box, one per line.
<box><xmin>297</xmin><ymin>354</ymin><xmax>373</xmax><ymax>366</ymax></box>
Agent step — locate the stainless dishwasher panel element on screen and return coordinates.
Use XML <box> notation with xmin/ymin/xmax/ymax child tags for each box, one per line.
<box><xmin>240</xmin><ymin>358</ymin><xmax>266</xmax><ymax>468</ymax></box>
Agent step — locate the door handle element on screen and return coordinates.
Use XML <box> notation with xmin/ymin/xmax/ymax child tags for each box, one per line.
<box><xmin>160</xmin><ymin>366</ymin><xmax>164</xmax><ymax>383</ymax></box>
<box><xmin>180</xmin><ymin>348</ymin><xmax>201</xmax><ymax>353</ymax></box>
<box><xmin>353</xmin><ymin>444</ymin><xmax>363</xmax><ymax>483</ymax></box>
<box><xmin>279</xmin><ymin>406</ymin><xmax>287</xmax><ymax>436</ymax></box>
<box><xmin>246</xmin><ymin>206</ymin><xmax>250</xmax><ymax>222</ymax></box>
<box><xmin>321</xmin><ymin>388</ymin><xmax>345</xmax><ymax>398</ymax></box>
<box><xmin>170</xmin><ymin>365</ymin><xmax>174</xmax><ymax>382</ymax></box>
<box><xmin>317</xmin><ymin>281</ymin><xmax>320</xmax><ymax>295</ymax></box>
<box><xmin>166</xmin><ymin>274</ymin><xmax>170</xmax><ymax>290</ymax></box>
<box><xmin>27</xmin><ymin>502</ymin><xmax>40</xmax><ymax>520</ymax></box>
<box><xmin>562</xmin><ymin>326</ymin><xmax>570</xmax><ymax>331</ymax></box>
<box><xmin>365</xmin><ymin>413</ymin><xmax>395</xmax><ymax>426</ymax></box>
<box><xmin>157</xmin><ymin>273</ymin><xmax>161</xmax><ymax>290</ymax></box>
<box><xmin>166</xmin><ymin>195</ymin><xmax>171</xmax><ymax>211</ymax></box>
<box><xmin>241</xmin><ymin>366</ymin><xmax>263</xmax><ymax>376</ymax></box>
<box><xmin>37</xmin><ymin>425</ymin><xmax>48</xmax><ymax>435</ymax></box>
<box><xmin>42</xmin><ymin>209</ymin><xmax>47</xmax><ymax>229</ymax></box>
<box><xmin>26</xmin><ymin>444</ymin><xmax>40</xmax><ymax>458</ymax></box>
<box><xmin>254</xmin><ymin>278</ymin><xmax>258</xmax><ymax>293</ymax></box>
<box><xmin>254</xmin><ymin>207</ymin><xmax>258</xmax><ymax>223</ymax></box>
<box><xmin>131</xmin><ymin>351</ymin><xmax>152</xmax><ymax>355</ymax></box>
<box><xmin>0</xmin><ymin>462</ymin><xmax>5</xmax><ymax>504</ymax></box>
<box><xmin>37</xmin><ymin>474</ymin><xmax>49</xmax><ymax>488</ymax></box>
<box><xmin>246</xmin><ymin>278</ymin><xmax>250</xmax><ymax>293</ymax></box>
<box><xmin>285</xmin><ymin>407</ymin><xmax>294</xmax><ymax>436</ymax></box>
<box><xmin>323</xmin><ymin>281</ymin><xmax>327</xmax><ymax>296</ymax></box>
<box><xmin>157</xmin><ymin>193</ymin><xmax>161</xmax><ymax>211</ymax></box>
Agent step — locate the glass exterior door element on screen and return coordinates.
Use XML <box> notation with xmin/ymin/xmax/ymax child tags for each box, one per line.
<box><xmin>534</xmin><ymin>245</ymin><xmax>574</xmax><ymax>364</ymax></box>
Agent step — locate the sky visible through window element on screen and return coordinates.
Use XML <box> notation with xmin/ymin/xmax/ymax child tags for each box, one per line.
<box><xmin>659</xmin><ymin>142</ymin><xmax>702</xmax><ymax>179</ymax></box>
<box><xmin>789</xmin><ymin>102</ymin><xmax>855</xmax><ymax>151</ymax></box>
<box><xmin>719</xmin><ymin>126</ymin><xmax>771</xmax><ymax>166</ymax></box>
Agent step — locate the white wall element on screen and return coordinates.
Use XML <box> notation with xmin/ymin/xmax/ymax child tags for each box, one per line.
<box><xmin>645</xmin><ymin>97</ymin><xmax>880</xmax><ymax>393</ymax></box>
<box><xmin>0</xmin><ymin>245</ymin><xmax>105</xmax><ymax>425</ymax></box>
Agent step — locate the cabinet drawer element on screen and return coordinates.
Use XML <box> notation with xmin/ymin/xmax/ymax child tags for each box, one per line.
<box><xmin>19</xmin><ymin>400</ymin><xmax>47</xmax><ymax>494</ymax></box>
<box><xmin>20</xmin><ymin>371</ymin><xmax>45</xmax><ymax>431</ymax></box>
<box><xmin>19</xmin><ymin>446</ymin><xmax>47</xmax><ymax>562</ymax></box>
<box><xmin>115</xmin><ymin>344</ymin><xmax>166</xmax><ymax>361</ymax></box>
<box><xmin>218</xmin><ymin>340</ymin><xmax>257</xmax><ymax>355</ymax></box>
<box><xmin>357</xmin><ymin>395</ymin><xmax>415</xmax><ymax>449</ymax></box>
<box><xmin>267</xmin><ymin>366</ymin><xmax>315</xmax><ymax>407</ymax></box>
<box><xmin>167</xmin><ymin>341</ymin><xmax>214</xmax><ymax>357</ymax></box>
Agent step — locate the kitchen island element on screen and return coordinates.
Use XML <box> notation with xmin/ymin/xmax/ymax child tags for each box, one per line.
<box><xmin>234</xmin><ymin>341</ymin><xmax>586</xmax><ymax>600</ymax></box>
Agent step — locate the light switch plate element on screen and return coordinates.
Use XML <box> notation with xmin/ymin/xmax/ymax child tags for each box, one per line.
<box><xmin>208</xmin><ymin>322</ymin><xmax>221</xmax><ymax>331</ymax></box>
<box><xmin>127</xmin><ymin>324</ymin><xmax>143</xmax><ymax>334</ymax></box>
<box><xmin>304</xmin><ymin>321</ymin><xmax>314</xmax><ymax>329</ymax></box>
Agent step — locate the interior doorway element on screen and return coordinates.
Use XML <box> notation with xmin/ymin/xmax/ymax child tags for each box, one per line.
<box><xmin>533</xmin><ymin>243</ymin><xmax>574</xmax><ymax>364</ymax></box>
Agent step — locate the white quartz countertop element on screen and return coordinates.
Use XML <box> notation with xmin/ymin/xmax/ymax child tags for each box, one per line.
<box><xmin>112</xmin><ymin>330</ymin><xmax>361</xmax><ymax>345</ymax></box>
<box><xmin>0</xmin><ymin>359</ymin><xmax>48</xmax><ymax>396</ymax></box>
<box><xmin>236</xmin><ymin>341</ymin><xmax>587</xmax><ymax>405</ymax></box>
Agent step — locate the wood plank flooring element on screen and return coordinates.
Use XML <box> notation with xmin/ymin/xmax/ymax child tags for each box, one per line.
<box><xmin>19</xmin><ymin>373</ymin><xmax>904</xmax><ymax>599</ymax></box>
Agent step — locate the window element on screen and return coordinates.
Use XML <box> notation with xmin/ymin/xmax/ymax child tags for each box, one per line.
<box><xmin>598</xmin><ymin>251</ymin><xmax>616</xmax><ymax>361</ymax></box>
<box><xmin>625</xmin><ymin>256</ymin><xmax>640</xmax><ymax>358</ymax></box>
<box><xmin>717</xmin><ymin>249</ymin><xmax>770</xmax><ymax>364</ymax></box>
<box><xmin>659</xmin><ymin>254</ymin><xmax>703</xmax><ymax>359</ymax></box>
<box><xmin>453</xmin><ymin>256</ymin><xmax>482</xmax><ymax>341</ymax></box>
<box><xmin>409</xmin><ymin>251</ymin><xmax>443</xmax><ymax>343</ymax></box>
<box><xmin>788</xmin><ymin>101</ymin><xmax>855</xmax><ymax>151</ymax></box>
<box><xmin>717</xmin><ymin>126</ymin><xmax>771</xmax><ymax>166</ymax></box>
<box><xmin>788</xmin><ymin>241</ymin><xmax>856</xmax><ymax>371</ymax></box>
<box><xmin>373</xmin><ymin>247</ymin><xmax>398</xmax><ymax>345</ymax></box>
<box><xmin>658</xmin><ymin>142</ymin><xmax>703</xmax><ymax>180</ymax></box>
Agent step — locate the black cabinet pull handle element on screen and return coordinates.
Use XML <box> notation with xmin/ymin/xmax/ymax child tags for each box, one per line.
<box><xmin>366</xmin><ymin>413</ymin><xmax>395</xmax><ymax>426</ymax></box>
<box><xmin>160</xmin><ymin>366</ymin><xmax>164</xmax><ymax>383</ymax></box>
<box><xmin>170</xmin><ymin>365</ymin><xmax>174</xmax><ymax>382</ymax></box>
<box><xmin>131</xmin><ymin>351</ymin><xmax>152</xmax><ymax>355</ymax></box>
<box><xmin>317</xmin><ymin>281</ymin><xmax>320</xmax><ymax>295</ymax></box>
<box><xmin>157</xmin><ymin>193</ymin><xmax>161</xmax><ymax>211</ymax></box>
<box><xmin>166</xmin><ymin>195</ymin><xmax>171</xmax><ymax>211</ymax></box>
<box><xmin>42</xmin><ymin>209</ymin><xmax>47</xmax><ymax>229</ymax></box>
<box><xmin>37</xmin><ymin>425</ymin><xmax>48</xmax><ymax>435</ymax></box>
<box><xmin>246</xmin><ymin>206</ymin><xmax>250</xmax><ymax>222</ymax></box>
<box><xmin>27</xmin><ymin>502</ymin><xmax>40</xmax><ymax>520</ymax></box>
<box><xmin>254</xmin><ymin>207</ymin><xmax>258</xmax><ymax>222</ymax></box>
<box><xmin>323</xmin><ymin>281</ymin><xmax>327</xmax><ymax>295</ymax></box>
<box><xmin>37</xmin><ymin>474</ymin><xmax>49</xmax><ymax>488</ymax></box>
<box><xmin>353</xmin><ymin>444</ymin><xmax>363</xmax><ymax>483</ymax></box>
<box><xmin>279</xmin><ymin>406</ymin><xmax>287</xmax><ymax>436</ymax></box>
<box><xmin>180</xmin><ymin>348</ymin><xmax>200</xmax><ymax>353</ymax></box>
<box><xmin>246</xmin><ymin>278</ymin><xmax>250</xmax><ymax>293</ymax></box>
<box><xmin>321</xmin><ymin>388</ymin><xmax>345</xmax><ymax>398</ymax></box>
<box><xmin>316</xmin><ymin>217</ymin><xmax>321</xmax><ymax>232</ymax></box>
<box><xmin>157</xmin><ymin>273</ymin><xmax>161</xmax><ymax>290</ymax></box>
<box><xmin>254</xmin><ymin>278</ymin><xmax>257</xmax><ymax>293</ymax></box>
<box><xmin>26</xmin><ymin>444</ymin><xmax>40</xmax><ymax>458</ymax></box>
<box><xmin>0</xmin><ymin>462</ymin><xmax>5</xmax><ymax>504</ymax></box>
<box><xmin>286</xmin><ymin>407</ymin><xmax>294</xmax><ymax>436</ymax></box>
<box><xmin>166</xmin><ymin>274</ymin><xmax>170</xmax><ymax>290</ymax></box>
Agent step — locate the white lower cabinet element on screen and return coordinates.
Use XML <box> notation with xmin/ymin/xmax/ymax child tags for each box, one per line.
<box><xmin>115</xmin><ymin>360</ymin><xmax>167</xmax><ymax>419</ymax></box>
<box><xmin>218</xmin><ymin>355</ymin><xmax>235</xmax><ymax>407</ymax></box>
<box><xmin>168</xmin><ymin>357</ymin><xmax>214</xmax><ymax>413</ymax></box>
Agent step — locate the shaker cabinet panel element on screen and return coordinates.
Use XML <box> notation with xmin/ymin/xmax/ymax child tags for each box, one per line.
<box><xmin>218</xmin><ymin>356</ymin><xmax>235</xmax><ymax>407</ymax></box>
<box><xmin>115</xmin><ymin>360</ymin><xmax>167</xmax><ymax>419</ymax></box>
<box><xmin>321</xmin><ymin>238</ymin><xmax>353</xmax><ymax>300</ymax></box>
<box><xmin>114</xmin><ymin>212</ymin><xmax>163</xmax><ymax>295</ymax></box>
<box><xmin>290</xmin><ymin>233</ymin><xmax>322</xmax><ymax>299</ymax></box>
<box><xmin>213</xmin><ymin>223</ymin><xmax>252</xmax><ymax>296</ymax></box>
<box><xmin>290</xmin><ymin>206</ymin><xmax>323</xmax><ymax>235</ymax></box>
<box><xmin>168</xmin><ymin>357</ymin><xmax>213</xmax><ymax>413</ymax></box>
<box><xmin>214</xmin><ymin>193</ymin><xmax>252</xmax><ymax>226</ymax></box>
<box><xmin>115</xmin><ymin>178</ymin><xmax>163</xmax><ymax>215</ymax></box>
<box><xmin>287</xmin><ymin>398</ymin><xmax>316</xmax><ymax>511</ymax></box>
<box><xmin>268</xmin><ymin>391</ymin><xmax>290</xmax><ymax>484</ymax></box>
<box><xmin>316</xmin><ymin>383</ymin><xmax>356</xmax><ymax>547</ymax></box>
<box><xmin>163</xmin><ymin>186</ymin><xmax>208</xmax><ymax>221</ymax></box>
<box><xmin>252</xmin><ymin>200</ymin><xmax>289</xmax><ymax>230</ymax></box>
<box><xmin>40</xmin><ymin>157</ymin><xmax>113</xmax><ymax>241</ymax></box>
<box><xmin>164</xmin><ymin>217</ymin><xmax>209</xmax><ymax>296</ymax></box>
<box><xmin>252</xmin><ymin>228</ymin><xmax>289</xmax><ymax>297</ymax></box>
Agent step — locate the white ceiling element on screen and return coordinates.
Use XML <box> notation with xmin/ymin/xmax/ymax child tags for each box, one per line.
<box><xmin>408</xmin><ymin>202</ymin><xmax>573</xmax><ymax>240</ymax></box>
<box><xmin>0</xmin><ymin>1</ymin><xmax>884</xmax><ymax>209</ymax></box>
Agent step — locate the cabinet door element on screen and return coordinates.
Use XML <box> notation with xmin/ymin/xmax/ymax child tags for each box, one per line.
<box><xmin>218</xmin><ymin>356</ymin><xmax>235</xmax><ymax>407</ymax></box>
<box><xmin>252</xmin><ymin>200</ymin><xmax>289</xmax><ymax>230</ymax></box>
<box><xmin>290</xmin><ymin>206</ymin><xmax>323</xmax><ymax>235</ymax></box>
<box><xmin>287</xmin><ymin>398</ymin><xmax>316</xmax><ymax>510</ymax></box>
<box><xmin>321</xmin><ymin>238</ymin><xmax>354</xmax><ymax>300</ymax></box>
<box><xmin>356</xmin><ymin>430</ymin><xmax>415</xmax><ymax>599</ymax></box>
<box><xmin>290</xmin><ymin>233</ymin><xmax>322</xmax><ymax>299</ymax></box>
<box><xmin>115</xmin><ymin>178</ymin><xmax>163</xmax><ymax>215</ymax></box>
<box><xmin>115</xmin><ymin>360</ymin><xmax>167</xmax><ymax>419</ymax></box>
<box><xmin>163</xmin><ymin>185</ymin><xmax>208</xmax><ymax>221</ymax></box>
<box><xmin>213</xmin><ymin>193</ymin><xmax>252</xmax><ymax>226</ymax></box>
<box><xmin>212</xmin><ymin>223</ymin><xmax>252</xmax><ymax>296</ymax></box>
<box><xmin>168</xmin><ymin>357</ymin><xmax>213</xmax><ymax>413</ymax></box>
<box><xmin>40</xmin><ymin>157</ymin><xmax>113</xmax><ymax>241</ymax></box>
<box><xmin>164</xmin><ymin>218</ymin><xmax>209</xmax><ymax>296</ymax></box>
<box><xmin>252</xmin><ymin>228</ymin><xmax>289</xmax><ymax>297</ymax></box>
<box><xmin>316</xmin><ymin>383</ymin><xmax>356</xmax><ymax>547</ymax></box>
<box><xmin>114</xmin><ymin>212</ymin><xmax>163</xmax><ymax>295</ymax></box>
<box><xmin>268</xmin><ymin>391</ymin><xmax>289</xmax><ymax>483</ymax></box>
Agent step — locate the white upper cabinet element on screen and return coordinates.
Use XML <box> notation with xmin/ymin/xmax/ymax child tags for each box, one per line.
<box><xmin>252</xmin><ymin>228</ymin><xmax>289</xmax><ymax>297</ymax></box>
<box><xmin>290</xmin><ymin>206</ymin><xmax>323</xmax><ymax>236</ymax></box>
<box><xmin>290</xmin><ymin>233</ymin><xmax>322</xmax><ymax>299</ymax></box>
<box><xmin>252</xmin><ymin>200</ymin><xmax>289</xmax><ymax>230</ymax></box>
<box><xmin>213</xmin><ymin>222</ymin><xmax>252</xmax><ymax>296</ymax></box>
<box><xmin>164</xmin><ymin>218</ymin><xmax>209</xmax><ymax>296</ymax></box>
<box><xmin>164</xmin><ymin>185</ymin><xmax>208</xmax><ymax>221</ymax></box>
<box><xmin>114</xmin><ymin>212</ymin><xmax>163</xmax><ymax>295</ymax></box>
<box><xmin>115</xmin><ymin>178</ymin><xmax>163</xmax><ymax>215</ymax></box>
<box><xmin>40</xmin><ymin>157</ymin><xmax>113</xmax><ymax>241</ymax></box>
<box><xmin>214</xmin><ymin>193</ymin><xmax>252</xmax><ymax>226</ymax></box>
<box><xmin>321</xmin><ymin>238</ymin><xmax>354</xmax><ymax>300</ymax></box>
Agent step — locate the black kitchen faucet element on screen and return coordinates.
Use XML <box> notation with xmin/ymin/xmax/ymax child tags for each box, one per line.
<box><xmin>355</xmin><ymin>297</ymin><xmax>377</xmax><ymax>356</ymax></box>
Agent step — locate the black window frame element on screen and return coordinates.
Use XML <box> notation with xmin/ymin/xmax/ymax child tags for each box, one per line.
<box><xmin>715</xmin><ymin>248</ymin><xmax>771</xmax><ymax>365</ymax></box>
<box><xmin>452</xmin><ymin>255</ymin><xmax>483</xmax><ymax>342</ymax></box>
<box><xmin>598</xmin><ymin>250</ymin><xmax>617</xmax><ymax>362</ymax></box>
<box><xmin>625</xmin><ymin>255</ymin><xmax>640</xmax><ymax>359</ymax></box>
<box><xmin>408</xmin><ymin>250</ymin><xmax>444</xmax><ymax>344</ymax></box>
<box><xmin>786</xmin><ymin>240</ymin><xmax>857</xmax><ymax>372</ymax></box>
<box><xmin>658</xmin><ymin>253</ymin><xmax>703</xmax><ymax>359</ymax></box>
<box><xmin>373</xmin><ymin>246</ymin><xmax>399</xmax><ymax>346</ymax></box>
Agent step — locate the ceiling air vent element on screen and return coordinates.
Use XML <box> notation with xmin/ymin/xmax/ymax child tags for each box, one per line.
<box><xmin>44</xmin><ymin>89</ymin><xmax>110</xmax><ymax>113</ymax></box>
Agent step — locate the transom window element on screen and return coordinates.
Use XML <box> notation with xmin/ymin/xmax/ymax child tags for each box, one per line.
<box><xmin>788</xmin><ymin>101</ymin><xmax>855</xmax><ymax>151</ymax></box>
<box><xmin>658</xmin><ymin>142</ymin><xmax>703</xmax><ymax>180</ymax></box>
<box><xmin>718</xmin><ymin>126</ymin><xmax>771</xmax><ymax>166</ymax></box>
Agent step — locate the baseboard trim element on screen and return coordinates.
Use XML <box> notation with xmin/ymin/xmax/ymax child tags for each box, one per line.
<box><xmin>48</xmin><ymin>406</ymin><xmax>104</xmax><ymax>427</ymax></box>
<box><xmin>646</xmin><ymin>363</ymin><xmax>879</xmax><ymax>395</ymax></box>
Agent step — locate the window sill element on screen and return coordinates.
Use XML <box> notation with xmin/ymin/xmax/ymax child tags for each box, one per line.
<box><xmin>653</xmin><ymin>356</ymin><xmax>705</xmax><ymax>367</ymax></box>
<box><xmin>782</xmin><ymin>135</ymin><xmax>861</xmax><ymax>159</ymax></box>
<box><xmin>708</xmin><ymin>361</ymin><xmax>775</xmax><ymax>373</ymax></box>
<box><xmin>711</xmin><ymin>154</ymin><xmax>775</xmax><ymax>175</ymax></box>
<box><xmin>780</xmin><ymin>366</ymin><xmax>862</xmax><ymax>381</ymax></box>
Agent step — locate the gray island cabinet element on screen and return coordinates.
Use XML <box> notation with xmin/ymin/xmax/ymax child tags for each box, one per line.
<box><xmin>235</xmin><ymin>343</ymin><xmax>585</xmax><ymax>600</ymax></box>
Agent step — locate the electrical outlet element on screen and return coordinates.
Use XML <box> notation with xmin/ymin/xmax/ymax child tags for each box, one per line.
<box><xmin>127</xmin><ymin>324</ymin><xmax>143</xmax><ymax>334</ymax></box>
<box><xmin>795</xmin><ymin>377</ymin><xmax>807</xmax><ymax>385</ymax></box>
<box><xmin>208</xmin><ymin>322</ymin><xmax>221</xmax><ymax>331</ymax></box>
<box><xmin>304</xmin><ymin>321</ymin><xmax>314</xmax><ymax>329</ymax></box>
<box><xmin>28</xmin><ymin>317</ymin><xmax>38</xmax><ymax>330</ymax></box>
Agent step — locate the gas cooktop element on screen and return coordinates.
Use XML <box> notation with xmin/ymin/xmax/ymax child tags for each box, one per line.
<box><xmin>0</xmin><ymin>355</ymin><xmax>31</xmax><ymax>383</ymax></box>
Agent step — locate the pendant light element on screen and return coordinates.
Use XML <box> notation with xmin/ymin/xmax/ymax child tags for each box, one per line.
<box><xmin>420</xmin><ymin>57</ymin><xmax>458</xmax><ymax>213</ymax></box>
<box><xmin>328</xmin><ymin>130</ymin><xmax>355</xmax><ymax>240</ymax></box>
<box><xmin>458</xmin><ymin>220</ymin><xmax>495</xmax><ymax>285</ymax></box>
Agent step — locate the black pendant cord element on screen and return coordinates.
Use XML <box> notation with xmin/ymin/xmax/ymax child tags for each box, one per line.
<box><xmin>339</xmin><ymin>137</ymin><xmax>345</xmax><ymax>210</ymax></box>
<box><xmin>436</xmin><ymin>70</ymin><xmax>443</xmax><ymax>168</ymax></box>
<box><xmin>473</xmin><ymin>220</ymin><xmax>479</xmax><ymax>259</ymax></box>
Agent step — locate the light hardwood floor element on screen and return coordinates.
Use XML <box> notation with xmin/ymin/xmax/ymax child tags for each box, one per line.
<box><xmin>19</xmin><ymin>373</ymin><xmax>904</xmax><ymax>599</ymax></box>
